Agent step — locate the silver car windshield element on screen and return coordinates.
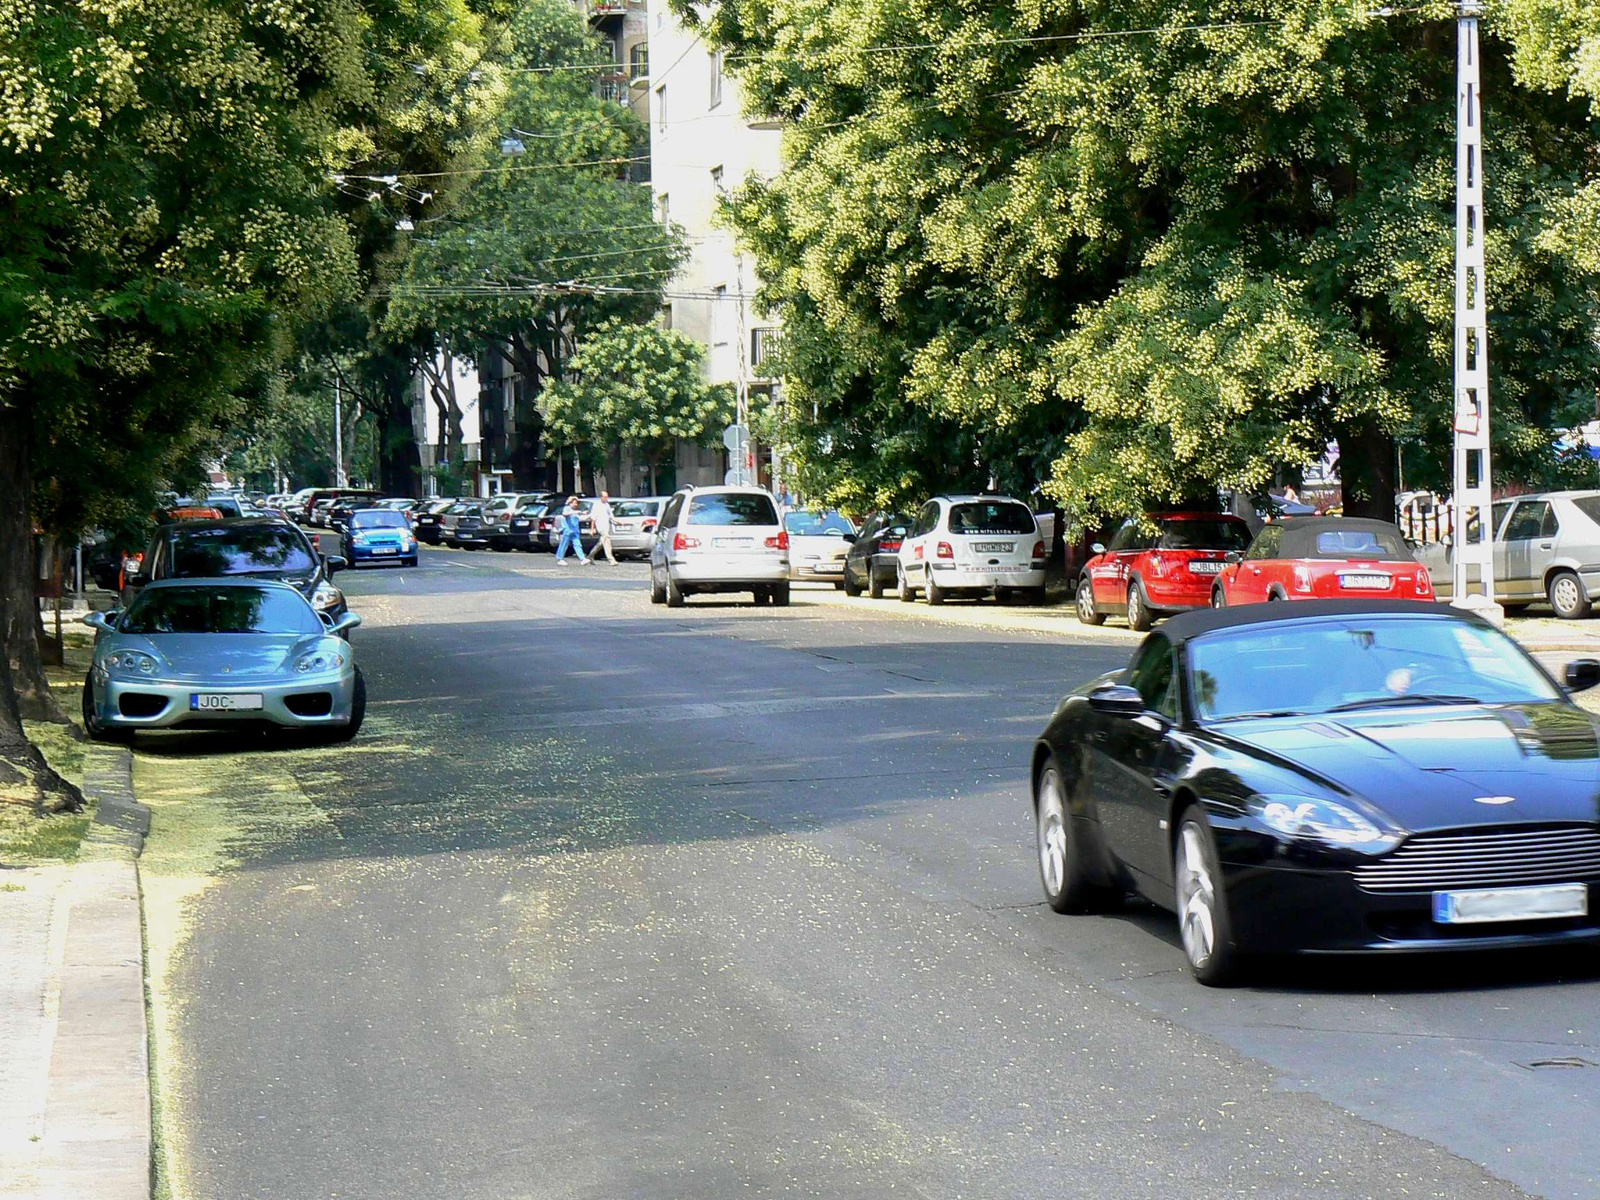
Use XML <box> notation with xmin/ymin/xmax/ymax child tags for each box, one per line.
<box><xmin>121</xmin><ymin>587</ymin><xmax>323</xmax><ymax>636</ymax></box>
<box><xmin>1188</xmin><ymin>617</ymin><xmax>1561</xmax><ymax>722</ymax></box>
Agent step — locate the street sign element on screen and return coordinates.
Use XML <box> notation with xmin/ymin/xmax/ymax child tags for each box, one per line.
<box><xmin>722</xmin><ymin>424</ymin><xmax>750</xmax><ymax>454</ymax></box>
<box><xmin>724</xmin><ymin>467</ymin><xmax>755</xmax><ymax>487</ymax></box>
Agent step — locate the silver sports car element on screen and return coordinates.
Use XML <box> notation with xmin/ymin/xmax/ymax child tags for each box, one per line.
<box><xmin>81</xmin><ymin>578</ymin><xmax>365</xmax><ymax>741</ymax></box>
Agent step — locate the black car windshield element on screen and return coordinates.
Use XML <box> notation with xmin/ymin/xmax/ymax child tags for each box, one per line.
<box><xmin>121</xmin><ymin>586</ymin><xmax>322</xmax><ymax>635</ymax></box>
<box><xmin>171</xmin><ymin>527</ymin><xmax>316</xmax><ymax>576</ymax></box>
<box><xmin>784</xmin><ymin>510</ymin><xmax>853</xmax><ymax>536</ymax></box>
<box><xmin>1160</xmin><ymin>519</ymin><xmax>1251</xmax><ymax>551</ymax></box>
<box><xmin>350</xmin><ymin>510</ymin><xmax>408</xmax><ymax>529</ymax></box>
<box><xmin>687</xmin><ymin>494</ymin><xmax>779</xmax><ymax>526</ymax></box>
<box><xmin>1188</xmin><ymin>616</ymin><xmax>1562</xmax><ymax>721</ymax></box>
<box><xmin>948</xmin><ymin>502</ymin><xmax>1034</xmax><ymax>535</ymax></box>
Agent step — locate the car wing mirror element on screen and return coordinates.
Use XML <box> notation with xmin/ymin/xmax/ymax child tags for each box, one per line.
<box><xmin>323</xmin><ymin>555</ymin><xmax>348</xmax><ymax>574</ymax></box>
<box><xmin>1224</xmin><ymin>550</ymin><xmax>1244</xmax><ymax>564</ymax></box>
<box><xmin>1090</xmin><ymin>542</ymin><xmax>1106</xmax><ymax>555</ymax></box>
<box><xmin>842</xmin><ymin>533</ymin><xmax>857</xmax><ymax>543</ymax></box>
<box><xmin>82</xmin><ymin>611</ymin><xmax>113</xmax><ymax>633</ymax></box>
<box><xmin>1564</xmin><ymin>659</ymin><xmax>1600</xmax><ymax>694</ymax></box>
<box><xmin>1087</xmin><ymin>683</ymin><xmax>1145</xmax><ymax>715</ymax></box>
<box><xmin>327</xmin><ymin>611</ymin><xmax>362</xmax><ymax>635</ymax></box>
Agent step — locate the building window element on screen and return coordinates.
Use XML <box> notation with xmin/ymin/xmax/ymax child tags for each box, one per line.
<box><xmin>710</xmin><ymin>164</ymin><xmax>723</xmax><ymax>191</ymax></box>
<box><xmin>712</xmin><ymin>286</ymin><xmax>728</xmax><ymax>345</ymax></box>
<box><xmin>658</xmin><ymin>192</ymin><xmax>669</xmax><ymax>224</ymax></box>
<box><xmin>630</xmin><ymin>43</ymin><xmax>648</xmax><ymax>80</ymax></box>
<box><xmin>751</xmin><ymin>327</ymin><xmax>780</xmax><ymax>376</ymax></box>
<box><xmin>662</xmin><ymin>304</ymin><xmax>673</xmax><ymax>331</ymax></box>
<box><xmin>655</xmin><ymin>84</ymin><xmax>666</xmax><ymax>132</ymax></box>
<box><xmin>709</xmin><ymin>50</ymin><xmax>723</xmax><ymax>109</ymax></box>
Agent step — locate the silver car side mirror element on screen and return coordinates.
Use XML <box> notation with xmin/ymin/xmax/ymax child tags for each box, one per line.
<box><xmin>326</xmin><ymin>611</ymin><xmax>362</xmax><ymax>635</ymax></box>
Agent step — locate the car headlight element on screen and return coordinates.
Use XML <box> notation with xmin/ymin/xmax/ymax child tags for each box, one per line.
<box><xmin>311</xmin><ymin>581</ymin><xmax>343</xmax><ymax>611</ymax></box>
<box><xmin>295</xmin><ymin>648</ymin><xmax>347</xmax><ymax>673</ymax></box>
<box><xmin>1248</xmin><ymin>793</ymin><xmax>1399</xmax><ymax>849</ymax></box>
<box><xmin>350</xmin><ymin>531</ymin><xmax>368</xmax><ymax>543</ymax></box>
<box><xmin>101</xmin><ymin>651</ymin><xmax>157</xmax><ymax>675</ymax></box>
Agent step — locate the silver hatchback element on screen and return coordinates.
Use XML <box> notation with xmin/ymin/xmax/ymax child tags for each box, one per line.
<box><xmin>1426</xmin><ymin>490</ymin><xmax>1600</xmax><ymax>618</ymax></box>
<box><xmin>649</xmin><ymin>487</ymin><xmax>790</xmax><ymax>607</ymax></box>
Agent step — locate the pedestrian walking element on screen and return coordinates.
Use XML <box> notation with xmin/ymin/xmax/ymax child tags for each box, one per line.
<box><xmin>590</xmin><ymin>491</ymin><xmax>617</xmax><ymax>564</ymax></box>
<box><xmin>555</xmin><ymin>496</ymin><xmax>590</xmax><ymax>565</ymax></box>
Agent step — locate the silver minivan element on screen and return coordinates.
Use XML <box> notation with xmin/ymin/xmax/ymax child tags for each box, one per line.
<box><xmin>1425</xmin><ymin>490</ymin><xmax>1600</xmax><ymax>618</ymax></box>
<box><xmin>649</xmin><ymin>487</ymin><xmax>790</xmax><ymax>607</ymax></box>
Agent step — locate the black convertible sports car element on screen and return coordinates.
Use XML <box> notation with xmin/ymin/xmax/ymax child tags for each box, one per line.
<box><xmin>1030</xmin><ymin>599</ymin><xmax>1600</xmax><ymax>985</ymax></box>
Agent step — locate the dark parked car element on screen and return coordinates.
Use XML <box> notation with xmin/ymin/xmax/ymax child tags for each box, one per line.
<box><xmin>1030</xmin><ymin>599</ymin><xmax>1600</xmax><ymax>985</ymax></box>
<box><xmin>412</xmin><ymin>498</ymin><xmax>456</xmax><ymax>544</ymax></box>
<box><xmin>126</xmin><ymin>518</ymin><xmax>348</xmax><ymax>621</ymax></box>
<box><xmin>439</xmin><ymin>501</ymin><xmax>488</xmax><ymax>548</ymax></box>
<box><xmin>842</xmin><ymin>512</ymin><xmax>910</xmax><ymax>598</ymax></box>
<box><xmin>488</xmin><ymin>496</ymin><xmax>556</xmax><ymax>551</ymax></box>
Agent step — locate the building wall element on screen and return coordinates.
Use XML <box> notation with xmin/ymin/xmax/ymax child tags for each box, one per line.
<box><xmin>647</xmin><ymin>0</ymin><xmax>783</xmax><ymax>466</ymax></box>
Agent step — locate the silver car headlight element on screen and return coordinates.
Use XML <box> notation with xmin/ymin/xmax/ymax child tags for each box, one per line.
<box><xmin>101</xmin><ymin>651</ymin><xmax>157</xmax><ymax>676</ymax></box>
<box><xmin>311</xmin><ymin>581</ymin><xmax>343</xmax><ymax>611</ymax></box>
<box><xmin>1248</xmin><ymin>793</ymin><xmax>1399</xmax><ymax>850</ymax></box>
<box><xmin>294</xmin><ymin>648</ymin><xmax>347</xmax><ymax>674</ymax></box>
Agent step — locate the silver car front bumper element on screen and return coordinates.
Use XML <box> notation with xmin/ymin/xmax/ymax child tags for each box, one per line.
<box><xmin>91</xmin><ymin>668</ymin><xmax>357</xmax><ymax>729</ymax></box>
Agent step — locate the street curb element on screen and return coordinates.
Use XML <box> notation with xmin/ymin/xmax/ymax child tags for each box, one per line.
<box><xmin>28</xmin><ymin>744</ymin><xmax>153</xmax><ymax>1200</ymax></box>
<box><xmin>85</xmin><ymin>746</ymin><xmax>149</xmax><ymax>856</ymax></box>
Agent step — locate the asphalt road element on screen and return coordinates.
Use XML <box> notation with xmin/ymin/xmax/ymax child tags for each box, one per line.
<box><xmin>157</xmin><ymin>546</ymin><xmax>1600</xmax><ymax>1199</ymax></box>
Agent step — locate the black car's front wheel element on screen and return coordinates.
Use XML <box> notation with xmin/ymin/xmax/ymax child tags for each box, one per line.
<box><xmin>1174</xmin><ymin>805</ymin><xmax>1242</xmax><ymax>986</ymax></box>
<box><xmin>1035</xmin><ymin>761</ymin><xmax>1111</xmax><ymax>913</ymax></box>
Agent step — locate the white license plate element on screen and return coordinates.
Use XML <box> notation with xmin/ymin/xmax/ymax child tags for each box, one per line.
<box><xmin>1433</xmin><ymin>883</ymin><xmax>1588</xmax><ymax>924</ymax></box>
<box><xmin>371</xmin><ymin>546</ymin><xmax>397</xmax><ymax>555</ymax></box>
<box><xmin>972</xmin><ymin>542</ymin><xmax>1014</xmax><ymax>553</ymax></box>
<box><xmin>190</xmin><ymin>693</ymin><xmax>264</xmax><ymax>712</ymax></box>
<box><xmin>1188</xmin><ymin>560</ymin><xmax>1224</xmax><ymax>574</ymax></box>
<box><xmin>1340</xmin><ymin>573</ymin><xmax>1392</xmax><ymax>589</ymax></box>
<box><xmin>714</xmin><ymin>537</ymin><xmax>754</xmax><ymax>548</ymax></box>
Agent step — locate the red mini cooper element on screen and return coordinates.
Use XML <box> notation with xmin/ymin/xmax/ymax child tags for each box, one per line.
<box><xmin>1077</xmin><ymin>513</ymin><xmax>1253</xmax><ymax>630</ymax></box>
<box><xmin>1212</xmin><ymin>516</ymin><xmax>1435</xmax><ymax>607</ymax></box>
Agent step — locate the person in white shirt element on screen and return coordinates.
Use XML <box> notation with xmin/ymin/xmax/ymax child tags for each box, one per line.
<box><xmin>590</xmin><ymin>491</ymin><xmax>617</xmax><ymax>564</ymax></box>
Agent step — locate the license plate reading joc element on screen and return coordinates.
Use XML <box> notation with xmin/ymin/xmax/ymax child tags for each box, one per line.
<box><xmin>1433</xmin><ymin>883</ymin><xmax>1588</xmax><ymax>924</ymax></box>
<box><xmin>190</xmin><ymin>693</ymin><xmax>264</xmax><ymax>712</ymax></box>
<box><xmin>1339</xmin><ymin>573</ymin><xmax>1391</xmax><ymax>590</ymax></box>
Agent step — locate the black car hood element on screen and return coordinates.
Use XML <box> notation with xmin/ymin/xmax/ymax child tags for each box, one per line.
<box><xmin>1212</xmin><ymin>703</ymin><xmax>1600</xmax><ymax>831</ymax></box>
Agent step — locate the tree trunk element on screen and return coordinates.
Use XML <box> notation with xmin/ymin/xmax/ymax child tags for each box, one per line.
<box><xmin>1336</xmin><ymin>415</ymin><xmax>1398</xmax><ymax>521</ymax></box>
<box><xmin>0</xmin><ymin>407</ymin><xmax>83</xmax><ymax>813</ymax></box>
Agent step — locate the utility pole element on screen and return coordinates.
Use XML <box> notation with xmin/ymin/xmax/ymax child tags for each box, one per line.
<box><xmin>333</xmin><ymin>376</ymin><xmax>346</xmax><ymax>487</ymax></box>
<box><xmin>1450</xmin><ymin>0</ymin><xmax>1500</xmax><ymax>620</ymax></box>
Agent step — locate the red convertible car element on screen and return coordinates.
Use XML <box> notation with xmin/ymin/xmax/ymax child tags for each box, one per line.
<box><xmin>1212</xmin><ymin>516</ymin><xmax>1435</xmax><ymax>607</ymax></box>
<box><xmin>1077</xmin><ymin>513</ymin><xmax>1253</xmax><ymax>630</ymax></box>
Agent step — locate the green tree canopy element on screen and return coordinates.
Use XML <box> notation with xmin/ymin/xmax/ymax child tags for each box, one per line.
<box><xmin>540</xmin><ymin>319</ymin><xmax>733</xmax><ymax>491</ymax></box>
<box><xmin>688</xmin><ymin>0</ymin><xmax>1600</xmax><ymax>524</ymax></box>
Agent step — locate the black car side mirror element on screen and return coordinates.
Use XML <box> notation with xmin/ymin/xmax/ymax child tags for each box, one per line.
<box><xmin>324</xmin><ymin>555</ymin><xmax>348</xmax><ymax>574</ymax></box>
<box><xmin>842</xmin><ymin>533</ymin><xmax>857</xmax><ymax>543</ymax></box>
<box><xmin>1564</xmin><ymin>659</ymin><xmax>1600</xmax><ymax>694</ymax></box>
<box><xmin>1087</xmin><ymin>683</ymin><xmax>1145</xmax><ymax>715</ymax></box>
<box><xmin>1224</xmin><ymin>550</ymin><xmax>1244</xmax><ymax>564</ymax></box>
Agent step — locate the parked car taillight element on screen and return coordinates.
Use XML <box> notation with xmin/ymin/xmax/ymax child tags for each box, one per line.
<box><xmin>674</xmin><ymin>533</ymin><xmax>701</xmax><ymax>551</ymax></box>
<box><xmin>936</xmin><ymin>541</ymin><xmax>954</xmax><ymax>559</ymax></box>
<box><xmin>642</xmin><ymin>519</ymin><xmax>657</xmax><ymax>531</ymax></box>
<box><xmin>1293</xmin><ymin>563</ymin><xmax>1314</xmax><ymax>593</ymax></box>
<box><xmin>765</xmin><ymin>531</ymin><xmax>789</xmax><ymax>550</ymax></box>
<box><xmin>1033</xmin><ymin>540</ymin><xmax>1048</xmax><ymax>562</ymax></box>
<box><xmin>879</xmin><ymin>538</ymin><xmax>901</xmax><ymax>552</ymax></box>
<box><xmin>1415</xmin><ymin>570</ymin><xmax>1433</xmax><ymax>597</ymax></box>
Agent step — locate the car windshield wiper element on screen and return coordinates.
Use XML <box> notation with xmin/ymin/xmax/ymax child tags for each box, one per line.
<box><xmin>1211</xmin><ymin>708</ymin><xmax>1305</xmax><ymax>722</ymax></box>
<box><xmin>1325</xmin><ymin>694</ymin><xmax>1481</xmax><ymax>712</ymax></box>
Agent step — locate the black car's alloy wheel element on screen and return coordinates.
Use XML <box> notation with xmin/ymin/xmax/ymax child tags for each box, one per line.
<box><xmin>867</xmin><ymin>568</ymin><xmax>886</xmax><ymax>600</ymax></box>
<box><xmin>843</xmin><ymin>566</ymin><xmax>862</xmax><ymax>597</ymax></box>
<box><xmin>1036</xmin><ymin>762</ymin><xmax>1110</xmax><ymax>913</ymax></box>
<box><xmin>1174</xmin><ymin>805</ymin><xmax>1241</xmax><ymax>986</ymax></box>
<box><xmin>1076</xmin><ymin>577</ymin><xmax>1105</xmax><ymax>625</ymax></box>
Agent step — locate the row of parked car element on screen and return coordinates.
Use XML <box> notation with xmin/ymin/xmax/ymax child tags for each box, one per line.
<box><xmin>409</xmin><ymin>493</ymin><xmax>668</xmax><ymax>557</ymax></box>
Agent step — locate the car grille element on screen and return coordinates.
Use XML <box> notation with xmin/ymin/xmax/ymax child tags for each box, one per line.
<box><xmin>118</xmin><ymin>693</ymin><xmax>168</xmax><ymax>718</ymax></box>
<box><xmin>284</xmin><ymin>692</ymin><xmax>334</xmax><ymax>717</ymax></box>
<box><xmin>1355</xmin><ymin>826</ymin><xmax>1600</xmax><ymax>893</ymax></box>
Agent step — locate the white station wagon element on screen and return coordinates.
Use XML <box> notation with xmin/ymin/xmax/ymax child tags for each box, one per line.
<box><xmin>650</xmin><ymin>486</ymin><xmax>791</xmax><ymax>607</ymax></box>
<box><xmin>896</xmin><ymin>494</ymin><xmax>1047</xmax><ymax>605</ymax></box>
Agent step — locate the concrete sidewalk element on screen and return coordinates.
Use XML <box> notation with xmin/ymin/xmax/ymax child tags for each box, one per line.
<box><xmin>0</xmin><ymin>748</ymin><xmax>150</xmax><ymax>1200</ymax></box>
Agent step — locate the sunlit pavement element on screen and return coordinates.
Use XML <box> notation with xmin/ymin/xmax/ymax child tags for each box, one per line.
<box><xmin>142</xmin><ymin>544</ymin><xmax>1600</xmax><ymax>1200</ymax></box>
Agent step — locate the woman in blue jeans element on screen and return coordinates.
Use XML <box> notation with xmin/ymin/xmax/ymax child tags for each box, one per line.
<box><xmin>555</xmin><ymin>495</ymin><xmax>590</xmax><ymax>564</ymax></box>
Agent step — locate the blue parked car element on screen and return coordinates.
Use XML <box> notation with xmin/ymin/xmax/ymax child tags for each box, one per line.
<box><xmin>341</xmin><ymin>508</ymin><xmax>419</xmax><ymax>567</ymax></box>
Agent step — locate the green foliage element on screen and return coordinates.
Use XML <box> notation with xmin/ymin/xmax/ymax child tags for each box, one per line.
<box><xmin>693</xmin><ymin>0</ymin><xmax>1600</xmax><ymax>525</ymax></box>
<box><xmin>541</xmin><ymin>319</ymin><xmax>732</xmax><ymax>470</ymax></box>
